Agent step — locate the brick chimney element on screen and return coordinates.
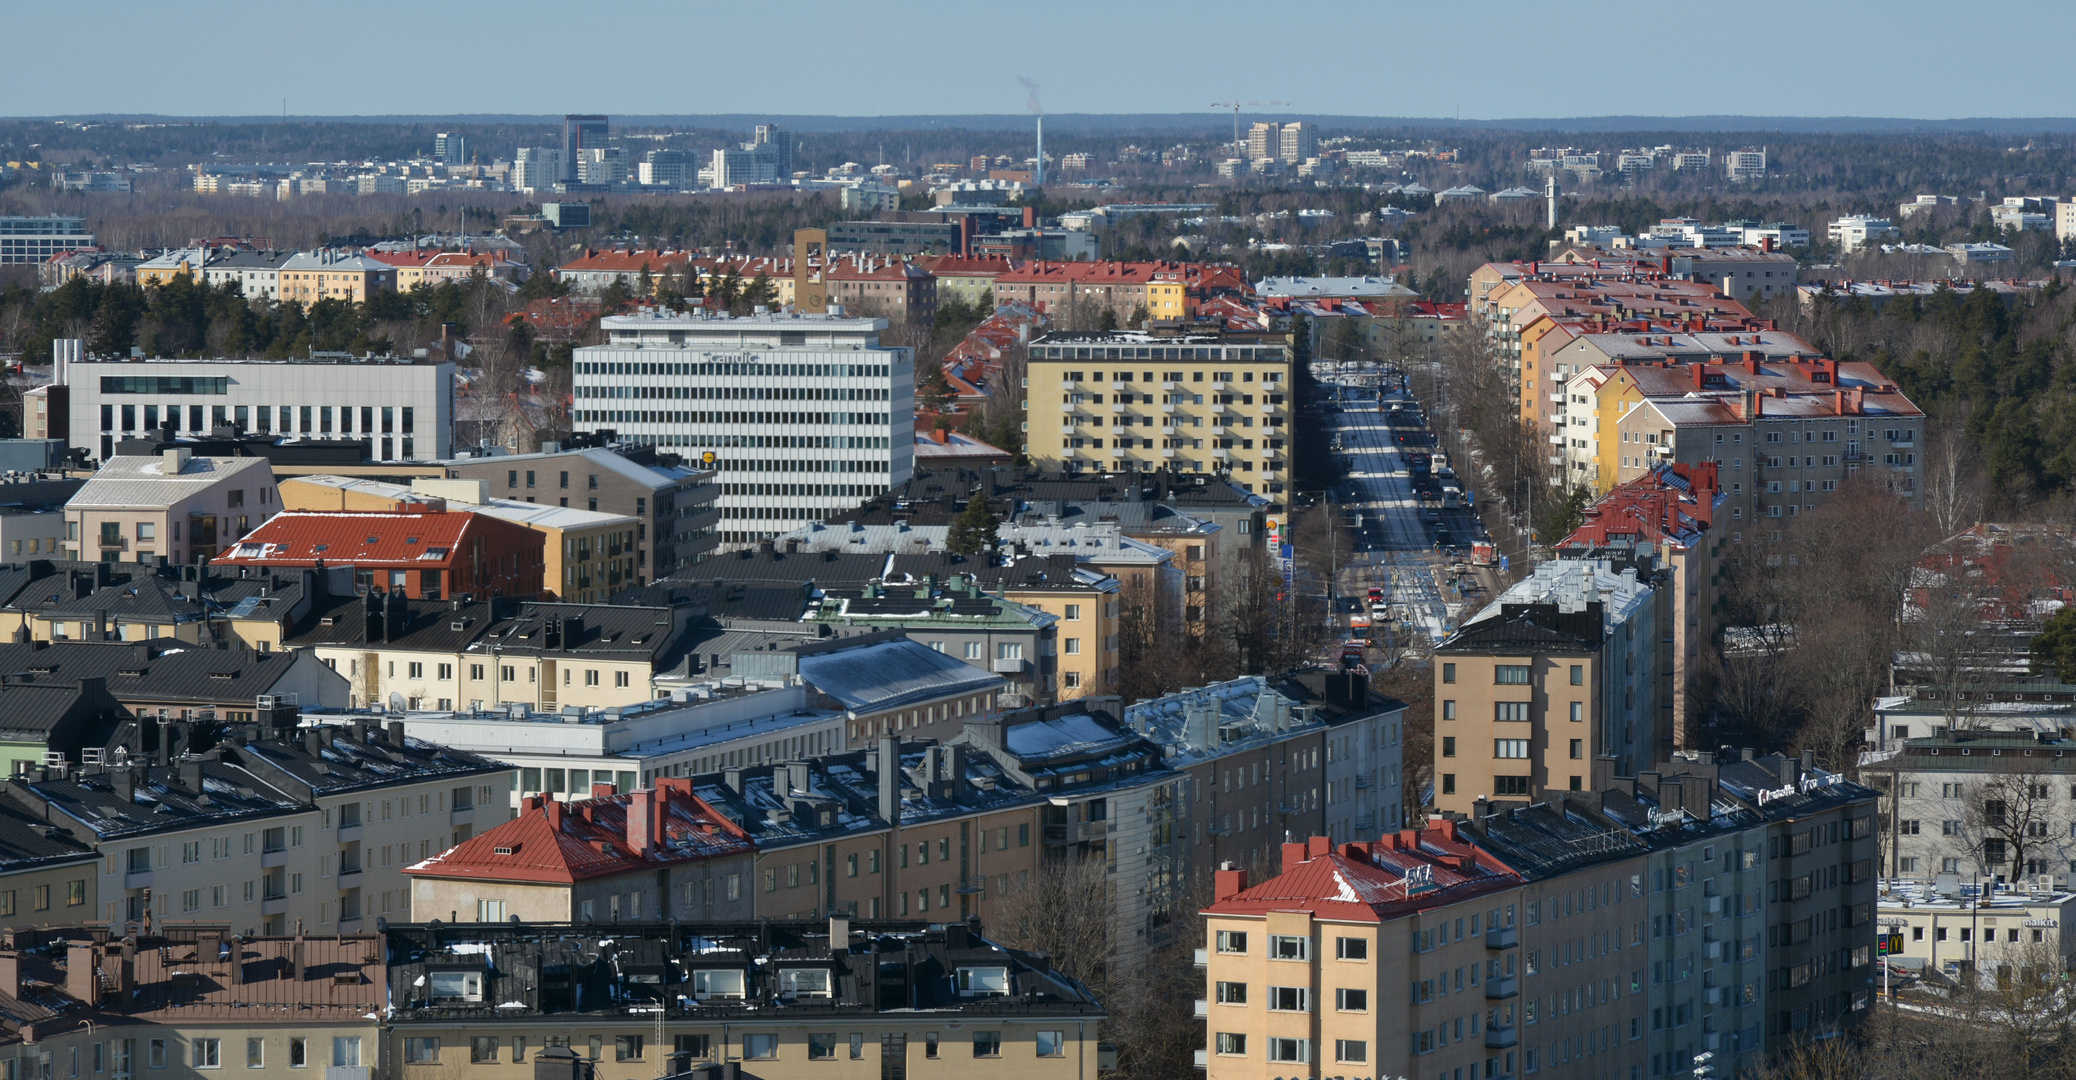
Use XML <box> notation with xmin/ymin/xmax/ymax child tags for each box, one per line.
<box><xmin>0</xmin><ymin>951</ymin><xmax>20</xmax><ymax>998</ymax></box>
<box><xmin>1281</xmin><ymin>841</ymin><xmax>1309</xmax><ymax>868</ymax></box>
<box><xmin>1742</xmin><ymin>350</ymin><xmax>1761</xmax><ymax>373</ymax></box>
<box><xmin>1306</xmin><ymin>836</ymin><xmax>1331</xmax><ymax>859</ymax></box>
<box><xmin>1214</xmin><ymin>864</ymin><xmax>1250</xmax><ymax>901</ymax></box>
<box><xmin>1690</xmin><ymin>364</ymin><xmax>1707</xmax><ymax>390</ymax></box>
<box><xmin>544</xmin><ymin>795</ymin><xmax>564</xmax><ymax>832</ymax></box>
<box><xmin>627</xmin><ymin>788</ymin><xmax>657</xmax><ymax>859</ymax></box>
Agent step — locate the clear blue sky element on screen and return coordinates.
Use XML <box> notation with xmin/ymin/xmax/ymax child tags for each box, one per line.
<box><xmin>10</xmin><ymin>0</ymin><xmax>2072</xmax><ymax>121</ymax></box>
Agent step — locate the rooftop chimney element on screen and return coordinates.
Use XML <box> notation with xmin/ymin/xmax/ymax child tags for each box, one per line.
<box><xmin>66</xmin><ymin>943</ymin><xmax>99</xmax><ymax>1005</ymax></box>
<box><xmin>627</xmin><ymin>788</ymin><xmax>657</xmax><ymax>859</ymax></box>
<box><xmin>1214</xmin><ymin>863</ymin><xmax>1250</xmax><ymax>901</ymax></box>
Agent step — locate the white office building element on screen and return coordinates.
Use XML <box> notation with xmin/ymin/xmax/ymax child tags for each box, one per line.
<box><xmin>570</xmin><ymin>310</ymin><xmax>914</xmax><ymax>547</ymax></box>
<box><xmin>513</xmin><ymin>148</ymin><xmax>563</xmax><ymax>193</ymax></box>
<box><xmin>0</xmin><ymin>216</ymin><xmax>94</xmax><ymax>265</ymax></box>
<box><xmin>66</xmin><ymin>355</ymin><xmax>456</xmax><ymax>462</ymax></box>
<box><xmin>1828</xmin><ymin>214</ymin><xmax>1902</xmax><ymax>252</ymax></box>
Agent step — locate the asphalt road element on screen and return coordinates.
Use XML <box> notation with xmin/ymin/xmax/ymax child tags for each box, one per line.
<box><xmin>1315</xmin><ymin>371</ymin><xmax>1495</xmax><ymax>650</ymax></box>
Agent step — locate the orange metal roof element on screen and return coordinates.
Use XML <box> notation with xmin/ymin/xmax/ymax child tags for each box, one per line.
<box><xmin>406</xmin><ymin>780</ymin><xmax>753</xmax><ymax>885</ymax></box>
<box><xmin>218</xmin><ymin>510</ymin><xmax>483</xmax><ymax>568</ymax></box>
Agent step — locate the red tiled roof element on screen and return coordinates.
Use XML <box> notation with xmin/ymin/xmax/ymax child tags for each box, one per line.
<box><xmin>827</xmin><ymin>255</ymin><xmax>931</xmax><ymax>281</ymax></box>
<box><xmin>913</xmin><ymin>254</ymin><xmax>1020</xmax><ymax>277</ymax></box>
<box><xmin>556</xmin><ymin>249</ymin><xmax>693</xmax><ymax>275</ymax></box>
<box><xmin>1559</xmin><ymin>462</ymin><xmax>1721</xmax><ymax>552</ymax></box>
<box><xmin>217</xmin><ymin>509</ymin><xmax>486</xmax><ymax>568</ymax></box>
<box><xmin>1204</xmin><ymin>826</ymin><xmax>1524</xmax><ymax>922</ymax></box>
<box><xmin>406</xmin><ymin>780</ymin><xmax>752</xmax><ymax>885</ymax></box>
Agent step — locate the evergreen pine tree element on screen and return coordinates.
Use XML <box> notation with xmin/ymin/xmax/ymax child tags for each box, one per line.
<box><xmin>946</xmin><ymin>496</ymin><xmax>1000</xmax><ymax>556</ymax></box>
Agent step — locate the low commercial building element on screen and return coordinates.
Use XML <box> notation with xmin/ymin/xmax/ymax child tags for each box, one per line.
<box><xmin>383</xmin><ymin>919</ymin><xmax>1105</xmax><ymax>1079</ymax></box>
<box><xmin>382</xmin><ymin>681</ymin><xmax>847</xmax><ymax>810</ymax></box>
<box><xmin>1876</xmin><ymin>880</ymin><xmax>2076</xmax><ymax>985</ymax></box>
<box><xmin>65</xmin><ymin>353</ymin><xmax>456</xmax><ymax>463</ymax></box>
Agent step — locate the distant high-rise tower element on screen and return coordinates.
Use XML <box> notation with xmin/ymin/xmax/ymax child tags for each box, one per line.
<box><xmin>434</xmin><ymin>132</ymin><xmax>465</xmax><ymax>168</ymax></box>
<box><xmin>1247</xmin><ymin>121</ymin><xmax>1281</xmax><ymax>162</ymax></box>
<box><xmin>753</xmin><ymin>124</ymin><xmax>794</xmax><ymax>178</ymax></box>
<box><xmin>562</xmin><ymin>115</ymin><xmax>609</xmax><ymax>182</ymax></box>
<box><xmin>1278</xmin><ymin>122</ymin><xmax>1315</xmax><ymax>164</ymax></box>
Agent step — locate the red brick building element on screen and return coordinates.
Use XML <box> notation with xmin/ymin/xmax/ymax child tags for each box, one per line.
<box><xmin>826</xmin><ymin>254</ymin><xmax>936</xmax><ymax>323</ymax></box>
<box><xmin>217</xmin><ymin>507</ymin><xmax>545</xmax><ymax>599</ymax></box>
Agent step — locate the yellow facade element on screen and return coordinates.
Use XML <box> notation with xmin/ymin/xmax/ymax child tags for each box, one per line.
<box><xmin>1147</xmin><ymin>280</ymin><xmax>1189</xmax><ymax>321</ymax></box>
<box><xmin>1001</xmin><ymin>587</ymin><xmax>1118</xmax><ymax>698</ymax></box>
<box><xmin>136</xmin><ymin>259</ymin><xmax>202</xmax><ymax>288</ymax></box>
<box><xmin>1024</xmin><ymin>337</ymin><xmax>1292</xmax><ymax>503</ymax></box>
<box><xmin>317</xmin><ymin>646</ymin><xmax>660</xmax><ymax>712</ymax></box>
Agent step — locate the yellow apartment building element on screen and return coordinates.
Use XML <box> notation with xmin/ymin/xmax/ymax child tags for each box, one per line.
<box><xmin>1024</xmin><ymin>330</ymin><xmax>1293</xmax><ymax>509</ymax></box>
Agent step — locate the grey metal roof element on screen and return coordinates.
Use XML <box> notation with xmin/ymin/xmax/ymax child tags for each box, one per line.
<box><xmin>796</xmin><ymin>637</ymin><xmax>1004</xmax><ymax>714</ymax></box>
<box><xmin>0</xmin><ymin>641</ymin><xmax>319</xmax><ymax>706</ymax></box>
<box><xmin>67</xmin><ymin>455</ymin><xmax>272</xmax><ymax>511</ymax></box>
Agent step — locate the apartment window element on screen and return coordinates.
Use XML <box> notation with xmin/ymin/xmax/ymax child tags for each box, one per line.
<box><xmin>1569</xmin><ymin>664</ymin><xmax>1583</xmax><ymax>684</ymax></box>
<box><xmin>971</xmin><ymin>1031</ymin><xmax>1001</xmax><ymax>1059</ymax></box>
<box><xmin>192</xmin><ymin>1042</ymin><xmax>220</xmax><ymax>1070</ymax></box>
<box><xmin>1496</xmin><ymin>739</ymin><xmax>1529</xmax><ymax>758</ymax></box>
<box><xmin>1269</xmin><ymin>934</ymin><xmax>1309</xmax><ymax>960</ymax></box>
<box><xmin>1495</xmin><ymin>664</ymin><xmax>1530</xmax><ymax>684</ymax></box>
<box><xmin>1570</xmin><ymin>701</ymin><xmax>1584</xmax><ymax>722</ymax></box>
<box><xmin>1215</xmin><ymin>1034</ymin><xmax>1246</xmax><ymax>1056</ymax></box>
<box><xmin>1216</xmin><ymin>930</ymin><xmax>1248</xmax><ymax>954</ymax></box>
<box><xmin>612</xmin><ymin>1037</ymin><xmax>642</xmax><ymax>1063</ymax></box>
<box><xmin>1036</xmin><ymin>1031</ymin><xmax>1066</xmax><ymax>1058</ymax></box>
<box><xmin>1336</xmin><ymin>1040</ymin><xmax>1368</xmax><ymax>1063</ymax></box>
<box><xmin>1336</xmin><ymin>988</ymin><xmax>1369</xmax><ymax>1011</ymax></box>
<box><xmin>1495</xmin><ymin>702</ymin><xmax>1529</xmax><ymax>723</ymax></box>
<box><xmin>403</xmin><ymin>1039</ymin><xmax>439</xmax><ymax>1065</ymax></box>
<box><xmin>1336</xmin><ymin>936</ymin><xmax>1368</xmax><ymax>960</ymax></box>
<box><xmin>1267</xmin><ymin>1039</ymin><xmax>1310</xmax><ymax>1064</ymax></box>
<box><xmin>1443</xmin><ymin>736</ymin><xmax>1456</xmax><ymax>757</ymax></box>
<box><xmin>470</xmin><ymin>1039</ymin><xmax>499</xmax><ymax>1065</ymax></box>
<box><xmin>1215</xmin><ymin>981</ymin><xmax>1247</xmax><ymax>1004</ymax></box>
<box><xmin>1442</xmin><ymin>663</ymin><xmax>1456</xmax><ymax>683</ymax></box>
<box><xmin>244</xmin><ymin>1040</ymin><xmax>262</xmax><ymax>1070</ymax></box>
<box><xmin>331</xmin><ymin>1039</ymin><xmax>360</xmax><ymax>1069</ymax></box>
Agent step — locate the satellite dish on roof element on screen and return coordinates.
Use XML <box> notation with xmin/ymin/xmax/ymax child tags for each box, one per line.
<box><xmin>389</xmin><ymin>692</ymin><xmax>406</xmax><ymax>714</ymax></box>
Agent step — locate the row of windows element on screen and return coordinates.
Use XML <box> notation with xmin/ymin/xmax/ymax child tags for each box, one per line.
<box><xmin>1442</xmin><ymin>662</ymin><xmax>1587</xmax><ymax>685</ymax></box>
<box><xmin>99</xmin><ymin>403</ymin><xmax>413</xmax><ymax>436</ymax></box>
<box><xmin>1210</xmin><ymin>1033</ymin><xmax>1359</xmax><ymax>1064</ymax></box>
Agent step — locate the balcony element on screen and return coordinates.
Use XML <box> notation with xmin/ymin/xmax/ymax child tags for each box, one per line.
<box><xmin>1211</xmin><ymin>448</ymin><xmax>1231</xmax><ymax>461</ymax></box>
<box><xmin>1260</xmin><ymin>401</ymin><xmax>1279</xmax><ymax>413</ymax></box>
<box><xmin>450</xmin><ymin>806</ymin><xmax>474</xmax><ymax>828</ymax></box>
<box><xmin>1485</xmin><ymin>1025</ymin><xmax>1518</xmax><ymax>1049</ymax></box>
<box><xmin>1193</xmin><ymin>1049</ymin><xmax>1208</xmax><ymax>1070</ymax></box>
<box><xmin>1193</xmin><ymin>948</ymin><xmax>1208</xmax><ymax>967</ymax></box>
<box><xmin>1548</xmin><ymin>455</ymin><xmax>1565</xmax><ymax>466</ymax></box>
<box><xmin>1210</xmin><ymin>403</ymin><xmax>1226</xmax><ymax>414</ymax></box>
<box><xmin>1061</xmin><ymin>446</ymin><xmax>1078</xmax><ymax>458</ymax></box>
<box><xmin>991</xmin><ymin>656</ymin><xmax>1027</xmax><ymax>674</ymax></box>
<box><xmin>1486</xmin><ymin>926</ymin><xmax>1518</xmax><ymax>948</ymax></box>
<box><xmin>1110</xmin><ymin>381</ymin><xmax>1128</xmax><ymax>390</ymax></box>
<box><xmin>1161</xmin><ymin>424</ymin><xmax>1178</xmax><ymax>434</ymax></box>
<box><xmin>1547</xmin><ymin>434</ymin><xmax>1564</xmax><ymax>444</ymax></box>
<box><xmin>1059</xmin><ymin>424</ymin><xmax>1077</xmax><ymax>434</ymax></box>
<box><xmin>1111</xmin><ymin>403</ymin><xmax>1127</xmax><ymax>414</ymax></box>
<box><xmin>261</xmin><ymin>895</ymin><xmax>289</xmax><ymax>916</ymax></box>
<box><xmin>337</xmin><ymin>821</ymin><xmax>363</xmax><ymax>843</ymax></box>
<box><xmin>1654</xmin><ymin>444</ymin><xmax>1674</xmax><ymax>456</ymax></box>
<box><xmin>1549</xmin><ymin>393</ymin><xmax>1565</xmax><ymax>403</ymax></box>
<box><xmin>1110</xmin><ymin>446</ymin><xmax>1127</xmax><ymax>458</ymax></box>
<box><xmin>123</xmin><ymin>869</ymin><xmax>152</xmax><ymax>891</ymax></box>
<box><xmin>1193</xmin><ymin>999</ymin><xmax>1208</xmax><ymax>1018</ymax></box>
<box><xmin>1161</xmin><ymin>381</ymin><xmax>1178</xmax><ymax>390</ymax></box>
<box><xmin>1211</xmin><ymin>381</ymin><xmax>1229</xmax><ymax>391</ymax></box>
<box><xmin>261</xmin><ymin>846</ymin><xmax>289</xmax><ymax>868</ymax></box>
<box><xmin>1485</xmin><ymin>976</ymin><xmax>1518</xmax><ymax>999</ymax></box>
<box><xmin>337</xmin><ymin>869</ymin><xmax>364</xmax><ymax>890</ymax></box>
<box><xmin>1162</xmin><ymin>402</ymin><xmax>1178</xmax><ymax>414</ymax></box>
<box><xmin>1163</xmin><ymin>448</ymin><xmax>1178</xmax><ymax>458</ymax></box>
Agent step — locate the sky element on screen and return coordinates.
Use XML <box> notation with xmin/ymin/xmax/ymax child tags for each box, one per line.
<box><xmin>8</xmin><ymin>0</ymin><xmax>2074</xmax><ymax>122</ymax></box>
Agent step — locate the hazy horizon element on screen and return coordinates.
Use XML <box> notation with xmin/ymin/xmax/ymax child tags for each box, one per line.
<box><xmin>10</xmin><ymin>0</ymin><xmax>2074</xmax><ymax>122</ymax></box>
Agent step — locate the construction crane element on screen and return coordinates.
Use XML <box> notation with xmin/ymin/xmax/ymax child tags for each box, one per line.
<box><xmin>1211</xmin><ymin>101</ymin><xmax>1291</xmax><ymax>147</ymax></box>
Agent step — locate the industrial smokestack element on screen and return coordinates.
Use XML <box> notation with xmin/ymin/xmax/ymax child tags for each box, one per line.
<box><xmin>1035</xmin><ymin>115</ymin><xmax>1044</xmax><ymax>188</ymax></box>
<box><xmin>1545</xmin><ymin>174</ymin><xmax>1559</xmax><ymax>231</ymax></box>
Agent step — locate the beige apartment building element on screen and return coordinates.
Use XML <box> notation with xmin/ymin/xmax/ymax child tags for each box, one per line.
<box><xmin>1200</xmin><ymin>822</ymin><xmax>1651</xmax><ymax>1080</ymax></box>
<box><xmin>1024</xmin><ymin>330</ymin><xmax>1293</xmax><ymax>508</ymax></box>
<box><xmin>1432</xmin><ymin>559</ymin><xmax>1671</xmax><ymax>816</ymax></box>
<box><xmin>64</xmin><ymin>449</ymin><xmax>276</xmax><ymax>564</ymax></box>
